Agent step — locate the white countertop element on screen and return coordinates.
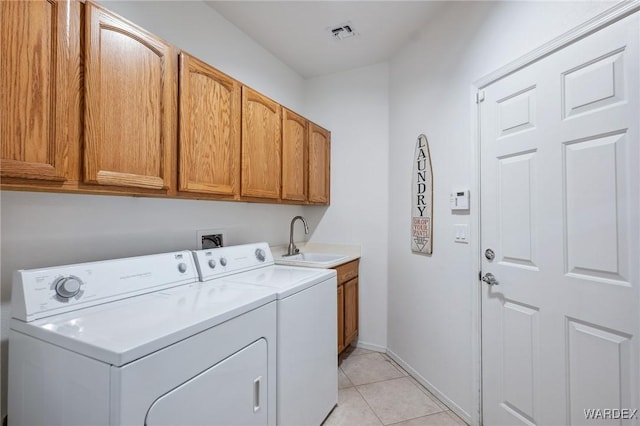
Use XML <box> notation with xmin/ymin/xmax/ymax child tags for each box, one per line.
<box><xmin>270</xmin><ymin>242</ymin><xmax>361</xmax><ymax>269</ymax></box>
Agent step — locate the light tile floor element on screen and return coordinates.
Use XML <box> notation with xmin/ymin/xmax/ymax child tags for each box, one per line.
<box><xmin>323</xmin><ymin>347</ymin><xmax>467</xmax><ymax>426</ymax></box>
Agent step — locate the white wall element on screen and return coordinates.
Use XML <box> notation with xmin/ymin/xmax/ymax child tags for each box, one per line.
<box><xmin>102</xmin><ymin>0</ymin><xmax>305</xmax><ymax>110</ymax></box>
<box><xmin>303</xmin><ymin>63</ymin><xmax>390</xmax><ymax>350</ymax></box>
<box><xmin>387</xmin><ymin>1</ymin><xmax>615</xmax><ymax>422</ymax></box>
<box><xmin>0</xmin><ymin>0</ymin><xmax>309</xmax><ymax>417</ymax></box>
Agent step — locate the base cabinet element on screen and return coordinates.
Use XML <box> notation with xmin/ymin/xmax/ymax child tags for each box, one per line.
<box><xmin>334</xmin><ymin>259</ymin><xmax>359</xmax><ymax>354</ymax></box>
<box><xmin>343</xmin><ymin>278</ymin><xmax>358</xmax><ymax>346</ymax></box>
<box><xmin>337</xmin><ymin>285</ymin><xmax>345</xmax><ymax>354</ymax></box>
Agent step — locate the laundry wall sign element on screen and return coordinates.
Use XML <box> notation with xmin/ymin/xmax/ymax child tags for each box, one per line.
<box><xmin>411</xmin><ymin>134</ymin><xmax>433</xmax><ymax>254</ymax></box>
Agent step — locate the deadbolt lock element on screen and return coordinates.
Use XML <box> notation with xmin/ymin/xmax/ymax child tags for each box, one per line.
<box><xmin>485</xmin><ymin>248</ymin><xmax>495</xmax><ymax>261</ymax></box>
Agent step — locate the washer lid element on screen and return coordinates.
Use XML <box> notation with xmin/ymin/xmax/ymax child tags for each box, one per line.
<box><xmin>10</xmin><ymin>281</ymin><xmax>276</xmax><ymax>366</ymax></box>
<box><xmin>222</xmin><ymin>265</ymin><xmax>336</xmax><ymax>299</ymax></box>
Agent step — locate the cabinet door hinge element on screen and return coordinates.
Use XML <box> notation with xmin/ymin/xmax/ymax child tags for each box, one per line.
<box><xmin>476</xmin><ymin>90</ymin><xmax>485</xmax><ymax>104</ymax></box>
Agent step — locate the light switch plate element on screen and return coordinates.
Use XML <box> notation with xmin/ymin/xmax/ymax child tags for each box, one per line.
<box><xmin>453</xmin><ymin>224</ymin><xmax>469</xmax><ymax>244</ymax></box>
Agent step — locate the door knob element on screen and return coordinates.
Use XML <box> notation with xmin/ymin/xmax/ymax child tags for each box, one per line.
<box><xmin>481</xmin><ymin>272</ymin><xmax>499</xmax><ymax>286</ymax></box>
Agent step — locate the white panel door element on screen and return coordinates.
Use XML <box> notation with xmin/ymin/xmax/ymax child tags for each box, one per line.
<box><xmin>480</xmin><ymin>13</ymin><xmax>639</xmax><ymax>426</ymax></box>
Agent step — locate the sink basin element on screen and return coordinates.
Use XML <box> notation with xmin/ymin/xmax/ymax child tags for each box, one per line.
<box><xmin>280</xmin><ymin>252</ymin><xmax>348</xmax><ymax>265</ymax></box>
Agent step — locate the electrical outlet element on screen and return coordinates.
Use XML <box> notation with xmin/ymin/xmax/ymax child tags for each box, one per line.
<box><xmin>196</xmin><ymin>229</ymin><xmax>224</xmax><ymax>249</ymax></box>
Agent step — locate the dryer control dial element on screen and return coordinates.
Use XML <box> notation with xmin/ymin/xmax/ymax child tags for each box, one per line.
<box><xmin>178</xmin><ymin>262</ymin><xmax>188</xmax><ymax>273</ymax></box>
<box><xmin>208</xmin><ymin>259</ymin><xmax>216</xmax><ymax>269</ymax></box>
<box><xmin>54</xmin><ymin>276</ymin><xmax>82</xmax><ymax>299</ymax></box>
<box><xmin>219</xmin><ymin>257</ymin><xmax>228</xmax><ymax>267</ymax></box>
<box><xmin>255</xmin><ymin>248</ymin><xmax>266</xmax><ymax>262</ymax></box>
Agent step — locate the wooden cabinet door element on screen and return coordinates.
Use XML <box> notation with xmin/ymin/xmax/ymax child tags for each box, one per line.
<box><xmin>337</xmin><ymin>284</ymin><xmax>345</xmax><ymax>354</ymax></box>
<box><xmin>179</xmin><ymin>53</ymin><xmax>240</xmax><ymax>196</ymax></box>
<box><xmin>281</xmin><ymin>109</ymin><xmax>307</xmax><ymax>202</ymax></box>
<box><xmin>84</xmin><ymin>2</ymin><xmax>176</xmax><ymax>190</ymax></box>
<box><xmin>1</xmin><ymin>0</ymin><xmax>81</xmax><ymax>181</ymax></box>
<box><xmin>344</xmin><ymin>277</ymin><xmax>359</xmax><ymax>347</ymax></box>
<box><xmin>308</xmin><ymin>123</ymin><xmax>330</xmax><ymax>204</ymax></box>
<box><xmin>241</xmin><ymin>87</ymin><xmax>281</xmax><ymax>199</ymax></box>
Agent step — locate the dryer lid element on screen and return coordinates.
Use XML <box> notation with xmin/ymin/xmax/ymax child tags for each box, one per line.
<box><xmin>10</xmin><ymin>281</ymin><xmax>276</xmax><ymax>366</ymax></box>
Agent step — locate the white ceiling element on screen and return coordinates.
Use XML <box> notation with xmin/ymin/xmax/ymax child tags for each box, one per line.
<box><xmin>205</xmin><ymin>1</ymin><xmax>446</xmax><ymax>78</ymax></box>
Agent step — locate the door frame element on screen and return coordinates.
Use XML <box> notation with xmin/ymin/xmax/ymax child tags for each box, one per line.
<box><xmin>469</xmin><ymin>2</ymin><xmax>640</xmax><ymax>425</ymax></box>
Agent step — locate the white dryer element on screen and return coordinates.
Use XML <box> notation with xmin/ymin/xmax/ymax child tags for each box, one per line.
<box><xmin>8</xmin><ymin>250</ymin><xmax>277</xmax><ymax>426</ymax></box>
<box><xmin>193</xmin><ymin>243</ymin><xmax>338</xmax><ymax>426</ymax></box>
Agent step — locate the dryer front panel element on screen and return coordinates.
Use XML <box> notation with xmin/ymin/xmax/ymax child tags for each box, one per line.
<box><xmin>145</xmin><ymin>338</ymin><xmax>268</xmax><ymax>426</ymax></box>
<box><xmin>111</xmin><ymin>301</ymin><xmax>276</xmax><ymax>425</ymax></box>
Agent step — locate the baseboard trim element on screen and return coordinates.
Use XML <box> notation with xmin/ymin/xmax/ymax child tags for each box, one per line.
<box><xmin>354</xmin><ymin>340</ymin><xmax>386</xmax><ymax>353</ymax></box>
<box><xmin>385</xmin><ymin>349</ymin><xmax>472</xmax><ymax>425</ymax></box>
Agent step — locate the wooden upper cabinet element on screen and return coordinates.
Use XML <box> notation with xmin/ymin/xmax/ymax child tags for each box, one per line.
<box><xmin>179</xmin><ymin>53</ymin><xmax>240</xmax><ymax>197</ymax></box>
<box><xmin>308</xmin><ymin>123</ymin><xmax>331</xmax><ymax>204</ymax></box>
<box><xmin>241</xmin><ymin>87</ymin><xmax>282</xmax><ymax>199</ymax></box>
<box><xmin>281</xmin><ymin>109</ymin><xmax>307</xmax><ymax>202</ymax></box>
<box><xmin>84</xmin><ymin>2</ymin><xmax>177</xmax><ymax>190</ymax></box>
<box><xmin>0</xmin><ymin>0</ymin><xmax>81</xmax><ymax>182</ymax></box>
<box><xmin>1</xmin><ymin>0</ymin><xmax>331</xmax><ymax>205</ymax></box>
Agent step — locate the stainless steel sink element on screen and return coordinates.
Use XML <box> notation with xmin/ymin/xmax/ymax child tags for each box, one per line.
<box><xmin>281</xmin><ymin>252</ymin><xmax>348</xmax><ymax>265</ymax></box>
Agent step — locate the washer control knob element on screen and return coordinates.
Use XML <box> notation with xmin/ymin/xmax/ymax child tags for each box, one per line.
<box><xmin>220</xmin><ymin>257</ymin><xmax>227</xmax><ymax>267</ymax></box>
<box><xmin>255</xmin><ymin>248</ymin><xmax>266</xmax><ymax>262</ymax></box>
<box><xmin>178</xmin><ymin>262</ymin><xmax>187</xmax><ymax>273</ymax></box>
<box><xmin>208</xmin><ymin>259</ymin><xmax>216</xmax><ymax>269</ymax></box>
<box><xmin>54</xmin><ymin>276</ymin><xmax>82</xmax><ymax>299</ymax></box>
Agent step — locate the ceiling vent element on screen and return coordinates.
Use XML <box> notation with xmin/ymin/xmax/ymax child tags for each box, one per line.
<box><xmin>331</xmin><ymin>24</ymin><xmax>357</xmax><ymax>41</ymax></box>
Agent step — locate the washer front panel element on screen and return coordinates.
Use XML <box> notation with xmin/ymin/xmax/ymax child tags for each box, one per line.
<box><xmin>192</xmin><ymin>242</ymin><xmax>275</xmax><ymax>281</ymax></box>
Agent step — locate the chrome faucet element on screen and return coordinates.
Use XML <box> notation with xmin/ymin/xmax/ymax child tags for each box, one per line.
<box><xmin>286</xmin><ymin>216</ymin><xmax>309</xmax><ymax>256</ymax></box>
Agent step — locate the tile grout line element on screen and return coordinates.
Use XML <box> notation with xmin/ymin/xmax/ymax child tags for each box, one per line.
<box><xmin>405</xmin><ymin>375</ymin><xmax>450</xmax><ymax>411</ymax></box>
<box><xmin>337</xmin><ymin>366</ymin><xmax>355</xmax><ymax>390</ymax></box>
<box><xmin>352</xmin><ymin>379</ymin><xmax>386</xmax><ymax>426</ymax></box>
<box><xmin>354</xmin><ymin>378</ymin><xmax>447</xmax><ymax>426</ymax></box>
<box><xmin>348</xmin><ymin>374</ymin><xmax>413</xmax><ymax>388</ymax></box>
<box><xmin>352</xmin><ymin>376</ymin><xmax>449</xmax><ymax>425</ymax></box>
<box><xmin>384</xmin><ymin>410</ymin><xmax>462</xmax><ymax>426</ymax></box>
<box><xmin>337</xmin><ymin>349</ymin><xmax>460</xmax><ymax>425</ymax></box>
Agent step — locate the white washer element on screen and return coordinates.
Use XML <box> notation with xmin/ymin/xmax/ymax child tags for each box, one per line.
<box><xmin>192</xmin><ymin>243</ymin><xmax>338</xmax><ymax>426</ymax></box>
<box><xmin>8</xmin><ymin>250</ymin><xmax>277</xmax><ymax>426</ymax></box>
